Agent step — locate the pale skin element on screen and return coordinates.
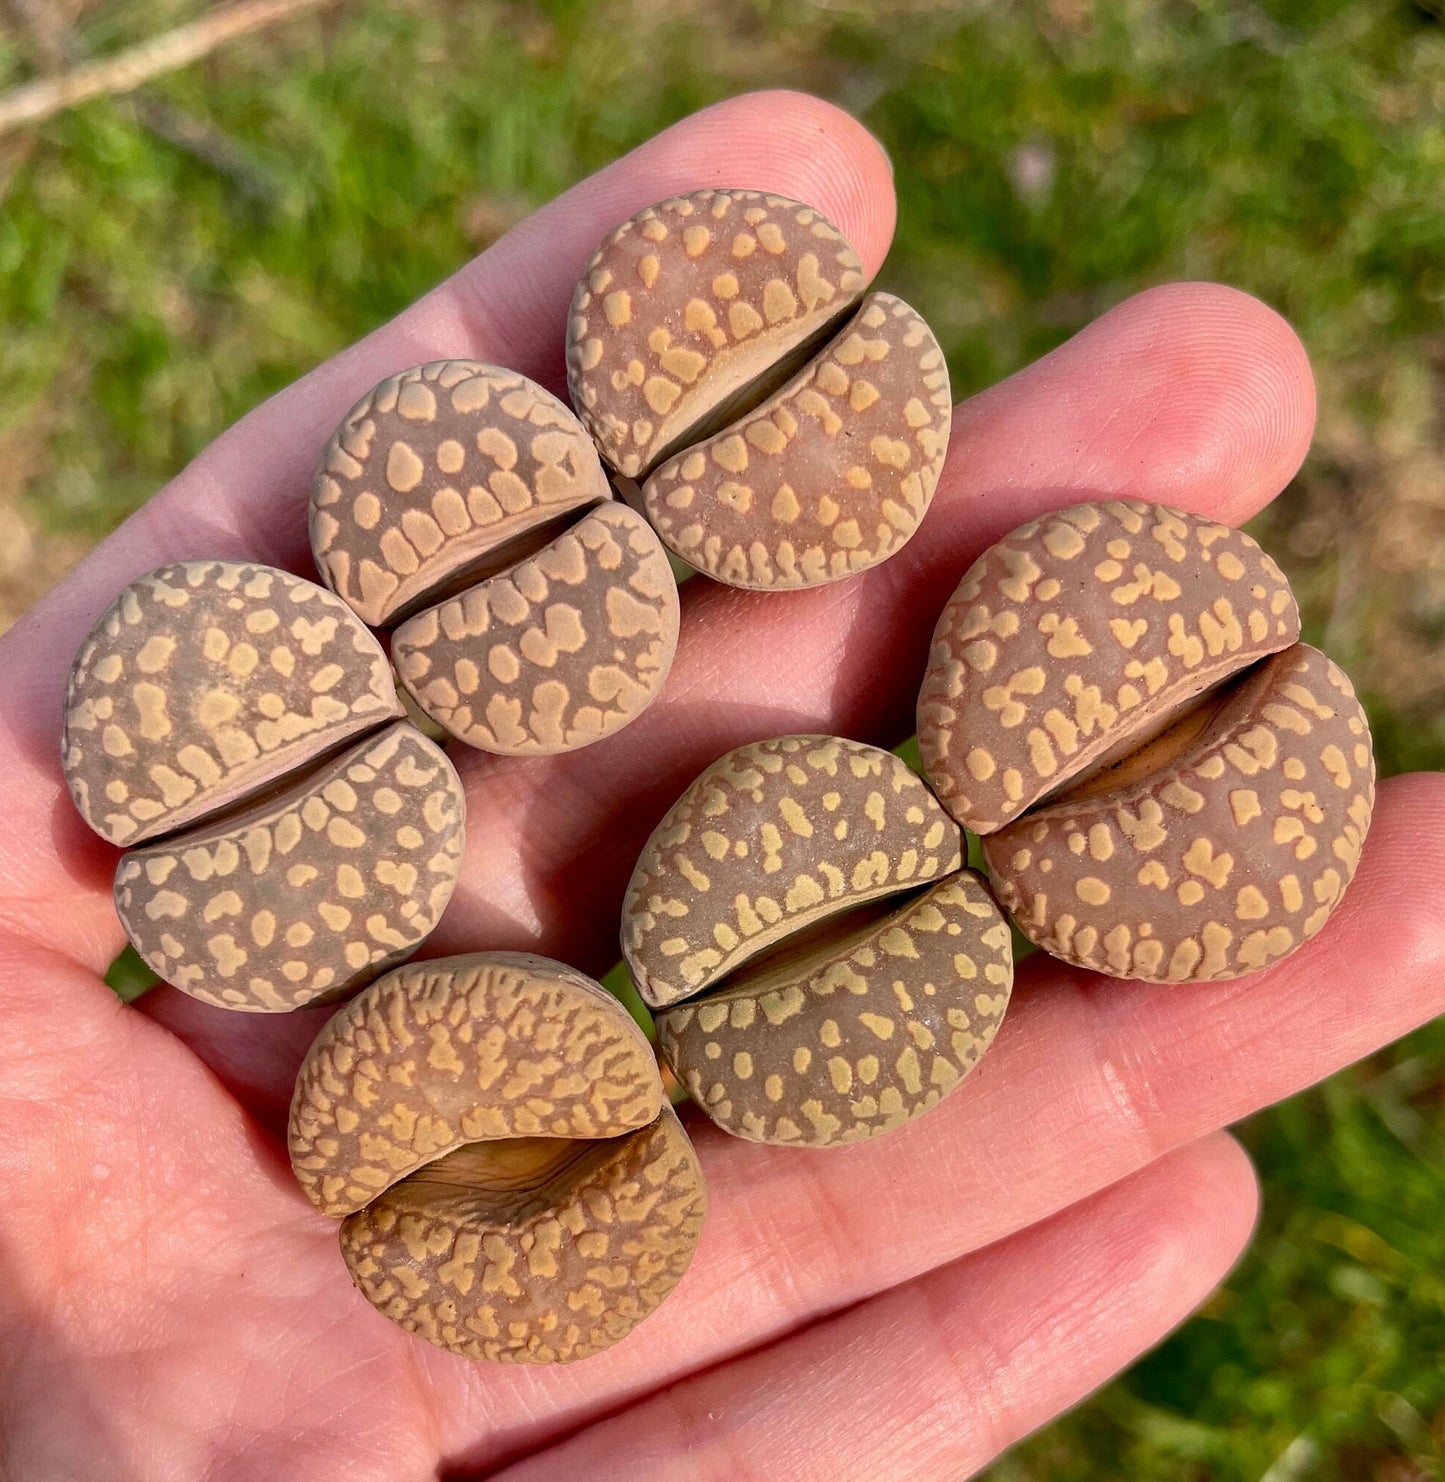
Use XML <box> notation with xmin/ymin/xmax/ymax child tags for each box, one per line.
<box><xmin>1</xmin><ymin>92</ymin><xmax>1442</xmax><ymax>1481</ymax></box>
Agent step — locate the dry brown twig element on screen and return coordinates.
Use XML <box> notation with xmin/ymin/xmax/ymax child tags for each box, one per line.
<box><xmin>0</xmin><ymin>0</ymin><xmax>345</xmax><ymax>138</ymax></box>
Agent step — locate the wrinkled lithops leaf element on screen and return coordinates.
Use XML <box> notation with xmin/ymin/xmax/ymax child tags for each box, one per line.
<box><xmin>339</xmin><ymin>1101</ymin><xmax>706</xmax><ymax>1363</ymax></box>
<box><xmin>289</xmin><ymin>951</ymin><xmax>663</xmax><ymax>1216</ymax></box>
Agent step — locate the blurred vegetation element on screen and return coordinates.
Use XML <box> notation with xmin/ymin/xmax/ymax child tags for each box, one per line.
<box><xmin>1</xmin><ymin>0</ymin><xmax>1442</xmax><ymax>1476</ymax></box>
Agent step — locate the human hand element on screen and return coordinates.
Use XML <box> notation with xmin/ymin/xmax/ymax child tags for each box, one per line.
<box><xmin>2</xmin><ymin>92</ymin><xmax>1441</xmax><ymax>1482</ymax></box>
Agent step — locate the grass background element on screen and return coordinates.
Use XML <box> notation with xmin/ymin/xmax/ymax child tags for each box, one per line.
<box><xmin>3</xmin><ymin>0</ymin><xmax>1444</xmax><ymax>1474</ymax></box>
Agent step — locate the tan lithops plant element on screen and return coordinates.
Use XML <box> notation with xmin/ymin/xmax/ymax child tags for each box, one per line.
<box><xmin>568</xmin><ymin>191</ymin><xmax>869</xmax><ymax>480</ymax></box>
<box><xmin>311</xmin><ymin>361</ymin><xmax>680</xmax><ymax>753</ymax></box>
<box><xmin>63</xmin><ymin>560</ymin><xmax>403</xmax><ymax>847</ymax></box>
<box><xmin>640</xmin><ymin>294</ymin><xmax>951</xmax><ymax>589</ymax></box>
<box><xmin>917</xmin><ymin>501</ymin><xmax>1302</xmax><ymax>836</ymax></box>
<box><xmin>568</xmin><ymin>191</ymin><xmax>950</xmax><ymax>590</ymax></box>
<box><xmin>289</xmin><ymin>952</ymin><xmax>707</xmax><ymax>1363</ymax></box>
<box><xmin>917</xmin><ymin>500</ymin><xmax>1375</xmax><ymax>983</ymax></box>
<box><xmin>391</xmin><ymin>501</ymin><xmax>679</xmax><ymax>754</ymax></box>
<box><xmin>114</xmin><ymin>722</ymin><xmax>465</xmax><ymax>1011</ymax></box>
<box><xmin>340</xmin><ymin>1106</ymin><xmax>703</xmax><ymax>1364</ymax></box>
<box><xmin>624</xmin><ymin>734</ymin><xmax>964</xmax><ymax>1008</ymax></box>
<box><xmin>623</xmin><ymin>735</ymin><xmax>1013</xmax><ymax>1146</ymax></box>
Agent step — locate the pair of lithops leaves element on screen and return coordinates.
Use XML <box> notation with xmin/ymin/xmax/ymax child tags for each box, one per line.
<box><xmin>62</xmin><ymin>561</ymin><xmax>466</xmax><ymax>1012</ymax></box>
<box><xmin>310</xmin><ymin>363</ymin><xmax>680</xmax><ymax>756</ymax></box>
<box><xmin>288</xmin><ymin>951</ymin><xmax>706</xmax><ymax>1363</ymax></box>
<box><xmin>918</xmin><ymin>499</ymin><xmax>1377</xmax><ymax>983</ymax></box>
<box><xmin>623</xmin><ymin>734</ymin><xmax>1015</xmax><ymax>1147</ymax></box>
<box><xmin>308</xmin><ymin>189</ymin><xmax>951</xmax><ymax>755</ymax></box>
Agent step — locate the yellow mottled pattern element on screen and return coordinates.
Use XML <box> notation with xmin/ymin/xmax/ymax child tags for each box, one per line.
<box><xmin>622</xmin><ymin>734</ymin><xmax>964</xmax><ymax>1008</ymax></box>
<box><xmin>339</xmin><ymin>1104</ymin><xmax>705</xmax><ymax>1364</ymax></box>
<box><xmin>656</xmin><ymin>872</ymin><xmax>1012</xmax><ymax>1147</ymax></box>
<box><xmin>288</xmin><ymin>951</ymin><xmax>664</xmax><ymax>1216</ymax></box>
<box><xmin>567</xmin><ymin>190</ymin><xmax>867</xmax><ymax>479</ymax></box>
<box><xmin>918</xmin><ymin>501</ymin><xmax>1301</xmax><ymax>836</ymax></box>
<box><xmin>641</xmin><ymin>293</ymin><xmax>952</xmax><ymax>589</ymax></box>
<box><xmin>984</xmin><ymin>645</ymin><xmax>1375</xmax><ymax>983</ymax></box>
<box><xmin>292</xmin><ymin>953</ymin><xmax>702</xmax><ymax>1365</ymax></box>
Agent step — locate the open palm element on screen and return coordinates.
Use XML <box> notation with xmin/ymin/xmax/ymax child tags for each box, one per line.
<box><xmin>2</xmin><ymin>93</ymin><xmax>1442</xmax><ymax>1482</ymax></box>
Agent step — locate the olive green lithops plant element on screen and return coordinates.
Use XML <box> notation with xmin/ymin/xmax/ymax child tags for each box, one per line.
<box><xmin>568</xmin><ymin>190</ymin><xmax>951</xmax><ymax>589</ymax></box>
<box><xmin>311</xmin><ymin>360</ymin><xmax>680</xmax><ymax>754</ymax></box>
<box><xmin>917</xmin><ymin>500</ymin><xmax>1375</xmax><ymax>982</ymax></box>
<box><xmin>622</xmin><ymin>735</ymin><xmax>1014</xmax><ymax>1146</ymax></box>
<box><xmin>63</xmin><ymin>560</ymin><xmax>466</xmax><ymax>1012</ymax></box>
<box><xmin>289</xmin><ymin>952</ymin><xmax>707</xmax><ymax>1363</ymax></box>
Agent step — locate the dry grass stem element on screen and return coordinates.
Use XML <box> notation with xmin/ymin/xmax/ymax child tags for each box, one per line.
<box><xmin>0</xmin><ymin>0</ymin><xmax>344</xmax><ymax>137</ymax></box>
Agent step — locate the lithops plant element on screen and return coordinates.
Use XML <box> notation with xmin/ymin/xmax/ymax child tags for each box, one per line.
<box><xmin>311</xmin><ymin>362</ymin><xmax>611</xmax><ymax>628</ymax></box>
<box><xmin>918</xmin><ymin>500</ymin><xmax>1376</xmax><ymax>982</ymax></box>
<box><xmin>623</xmin><ymin>735</ymin><xmax>1014</xmax><ymax>1146</ymax></box>
<box><xmin>289</xmin><ymin>952</ymin><xmax>707</xmax><ymax>1363</ymax></box>
<box><xmin>63</xmin><ymin>560</ymin><xmax>465</xmax><ymax>1011</ymax></box>
<box><xmin>311</xmin><ymin>360</ymin><xmax>679</xmax><ymax>754</ymax></box>
<box><xmin>568</xmin><ymin>190</ymin><xmax>952</xmax><ymax>589</ymax></box>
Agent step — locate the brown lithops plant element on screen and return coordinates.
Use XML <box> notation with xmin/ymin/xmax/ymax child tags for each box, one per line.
<box><xmin>918</xmin><ymin>500</ymin><xmax>1375</xmax><ymax>982</ymax></box>
<box><xmin>61</xmin><ymin>560</ymin><xmax>471</xmax><ymax>1013</ymax></box>
<box><xmin>624</xmin><ymin>734</ymin><xmax>964</xmax><ymax>1009</ymax></box>
<box><xmin>918</xmin><ymin>501</ymin><xmax>1302</xmax><ymax>836</ymax></box>
<box><xmin>567</xmin><ymin>190</ymin><xmax>951</xmax><ymax>589</ymax></box>
<box><xmin>340</xmin><ymin>1106</ymin><xmax>702</xmax><ymax>1364</ymax></box>
<box><xmin>640</xmin><ymin>294</ymin><xmax>951</xmax><ymax>588</ymax></box>
<box><xmin>655</xmin><ymin>872</ymin><xmax>1012</xmax><ymax>1147</ymax></box>
<box><xmin>310</xmin><ymin>362</ymin><xmax>611</xmax><ymax>627</ymax></box>
<box><xmin>311</xmin><ymin>361</ymin><xmax>680</xmax><ymax>753</ymax></box>
<box><xmin>63</xmin><ymin>560</ymin><xmax>403</xmax><ymax>847</ymax></box>
<box><xmin>623</xmin><ymin>735</ymin><xmax>1014</xmax><ymax>1146</ymax></box>
<box><xmin>982</xmin><ymin>644</ymin><xmax>1375</xmax><ymax>982</ymax></box>
<box><xmin>289</xmin><ymin>952</ymin><xmax>707</xmax><ymax>1363</ymax></box>
<box><xmin>114</xmin><ymin>722</ymin><xmax>465</xmax><ymax>1011</ymax></box>
<box><xmin>391</xmin><ymin>501</ymin><xmax>679</xmax><ymax>754</ymax></box>
<box><xmin>568</xmin><ymin>190</ymin><xmax>869</xmax><ymax>480</ymax></box>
